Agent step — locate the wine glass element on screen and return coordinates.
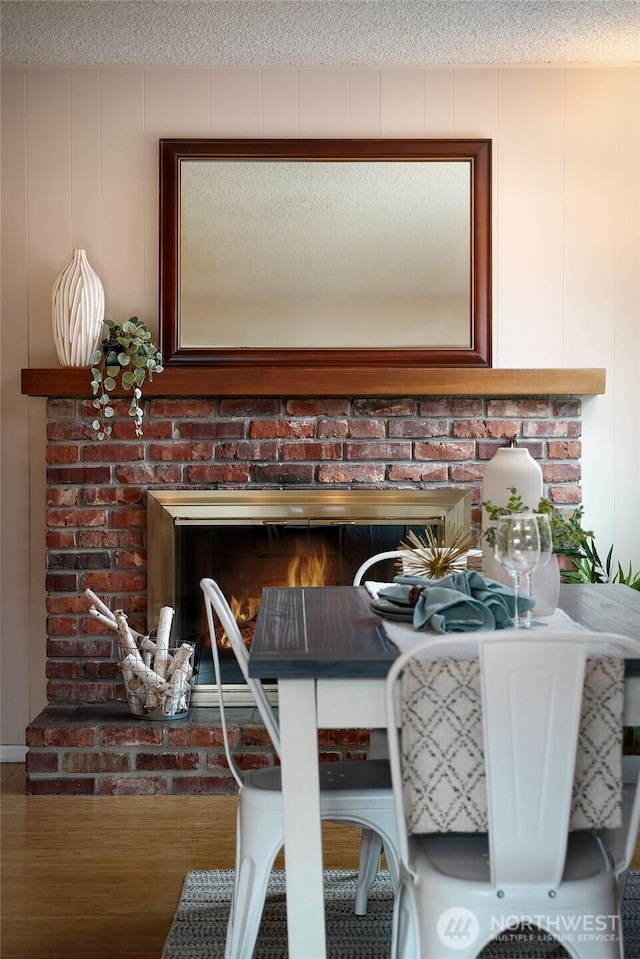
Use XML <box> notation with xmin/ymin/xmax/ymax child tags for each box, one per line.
<box><xmin>494</xmin><ymin>514</ymin><xmax>541</xmax><ymax>628</ymax></box>
<box><xmin>521</xmin><ymin>513</ymin><xmax>553</xmax><ymax>628</ymax></box>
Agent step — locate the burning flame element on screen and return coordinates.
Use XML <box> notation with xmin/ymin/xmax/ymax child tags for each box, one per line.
<box><xmin>286</xmin><ymin>544</ymin><xmax>328</xmax><ymax>587</ymax></box>
<box><xmin>220</xmin><ymin>545</ymin><xmax>329</xmax><ymax>648</ymax></box>
<box><xmin>231</xmin><ymin>594</ymin><xmax>261</xmax><ymax>624</ymax></box>
<box><xmin>217</xmin><ymin>594</ymin><xmax>262</xmax><ymax>648</ymax></box>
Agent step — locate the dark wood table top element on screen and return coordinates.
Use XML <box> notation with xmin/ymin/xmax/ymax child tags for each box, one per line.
<box><xmin>249</xmin><ymin>582</ymin><xmax>640</xmax><ymax>680</ymax></box>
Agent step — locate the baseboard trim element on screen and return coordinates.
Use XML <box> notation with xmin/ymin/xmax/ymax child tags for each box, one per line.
<box><xmin>1</xmin><ymin>745</ymin><xmax>28</xmax><ymax>762</ymax></box>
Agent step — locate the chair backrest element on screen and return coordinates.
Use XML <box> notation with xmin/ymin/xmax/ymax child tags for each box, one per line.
<box><xmin>385</xmin><ymin>629</ymin><xmax>639</xmax><ymax>893</ymax></box>
<box><xmin>200</xmin><ymin>578</ymin><xmax>282</xmax><ymax>787</ymax></box>
<box><xmin>481</xmin><ymin>637</ymin><xmax>585</xmax><ymax>888</ymax></box>
<box><xmin>352</xmin><ymin>550</ymin><xmax>409</xmax><ymax>586</ymax></box>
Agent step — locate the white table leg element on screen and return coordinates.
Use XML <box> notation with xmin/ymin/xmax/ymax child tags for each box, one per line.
<box><xmin>278</xmin><ymin>678</ymin><xmax>326</xmax><ymax>959</ymax></box>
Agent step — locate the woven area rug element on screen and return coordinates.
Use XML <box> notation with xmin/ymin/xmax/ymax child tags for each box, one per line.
<box><xmin>163</xmin><ymin>868</ymin><xmax>640</xmax><ymax>959</ymax></box>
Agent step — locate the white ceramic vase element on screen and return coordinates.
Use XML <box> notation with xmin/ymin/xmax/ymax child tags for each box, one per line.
<box><xmin>51</xmin><ymin>249</ymin><xmax>105</xmax><ymax>367</ymax></box>
<box><xmin>481</xmin><ymin>444</ymin><xmax>543</xmax><ymax>585</ymax></box>
<box><xmin>530</xmin><ymin>553</ymin><xmax>561</xmax><ymax>616</ymax></box>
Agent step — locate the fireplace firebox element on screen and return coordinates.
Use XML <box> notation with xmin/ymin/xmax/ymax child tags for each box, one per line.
<box><xmin>147</xmin><ymin>489</ymin><xmax>471</xmax><ymax>704</ymax></box>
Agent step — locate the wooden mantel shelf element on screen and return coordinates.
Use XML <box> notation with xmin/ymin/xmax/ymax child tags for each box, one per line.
<box><xmin>21</xmin><ymin>366</ymin><xmax>606</xmax><ymax>398</ymax></box>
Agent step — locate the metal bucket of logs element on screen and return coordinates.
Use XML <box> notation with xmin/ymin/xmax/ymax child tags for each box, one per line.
<box><xmin>118</xmin><ymin>606</ymin><xmax>195</xmax><ymax>720</ymax></box>
<box><xmin>83</xmin><ymin>590</ymin><xmax>195</xmax><ymax>720</ymax></box>
<box><xmin>118</xmin><ymin>637</ymin><xmax>195</xmax><ymax>721</ymax></box>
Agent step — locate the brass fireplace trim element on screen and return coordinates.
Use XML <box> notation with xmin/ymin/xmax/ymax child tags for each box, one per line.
<box><xmin>147</xmin><ymin>488</ymin><xmax>471</xmax><ymax>705</ymax></box>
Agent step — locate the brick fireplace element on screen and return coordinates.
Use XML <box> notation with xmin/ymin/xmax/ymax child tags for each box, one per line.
<box><xmin>26</xmin><ymin>392</ymin><xmax>582</xmax><ymax>794</ymax></box>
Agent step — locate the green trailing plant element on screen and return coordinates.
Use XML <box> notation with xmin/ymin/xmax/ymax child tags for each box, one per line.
<box><xmin>90</xmin><ymin>318</ymin><xmax>163</xmax><ymax>439</ymax></box>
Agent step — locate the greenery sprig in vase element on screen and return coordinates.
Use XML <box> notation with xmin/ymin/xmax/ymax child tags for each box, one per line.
<box><xmin>479</xmin><ymin>487</ymin><xmax>590</xmax><ymax>564</ymax></box>
<box><xmin>479</xmin><ymin>486</ymin><xmax>639</xmax><ymax>589</ymax></box>
<box><xmin>90</xmin><ymin>318</ymin><xmax>163</xmax><ymax>439</ymax></box>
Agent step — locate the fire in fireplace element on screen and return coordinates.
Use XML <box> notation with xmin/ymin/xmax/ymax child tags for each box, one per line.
<box><xmin>147</xmin><ymin>489</ymin><xmax>471</xmax><ymax>704</ymax></box>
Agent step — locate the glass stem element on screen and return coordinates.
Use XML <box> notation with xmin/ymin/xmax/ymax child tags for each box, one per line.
<box><xmin>513</xmin><ymin>572</ymin><xmax>522</xmax><ymax>628</ymax></box>
<box><xmin>522</xmin><ymin>571</ymin><xmax>534</xmax><ymax>628</ymax></box>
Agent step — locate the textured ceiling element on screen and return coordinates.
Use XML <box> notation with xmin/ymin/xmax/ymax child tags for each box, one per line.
<box><xmin>1</xmin><ymin>1</ymin><xmax>639</xmax><ymax>66</ymax></box>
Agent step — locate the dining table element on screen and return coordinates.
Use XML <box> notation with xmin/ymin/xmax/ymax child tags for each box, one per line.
<box><xmin>248</xmin><ymin>582</ymin><xmax>640</xmax><ymax>959</ymax></box>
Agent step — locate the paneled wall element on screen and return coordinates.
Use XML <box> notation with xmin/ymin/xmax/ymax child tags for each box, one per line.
<box><xmin>1</xmin><ymin>65</ymin><xmax>639</xmax><ymax>751</ymax></box>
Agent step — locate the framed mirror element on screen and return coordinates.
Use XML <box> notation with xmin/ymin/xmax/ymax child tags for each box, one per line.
<box><xmin>159</xmin><ymin>138</ymin><xmax>491</xmax><ymax>372</ymax></box>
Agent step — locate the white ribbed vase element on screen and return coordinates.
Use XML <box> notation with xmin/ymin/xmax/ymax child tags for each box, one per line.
<box><xmin>52</xmin><ymin>249</ymin><xmax>105</xmax><ymax>367</ymax></box>
<box><xmin>481</xmin><ymin>445</ymin><xmax>543</xmax><ymax>585</ymax></box>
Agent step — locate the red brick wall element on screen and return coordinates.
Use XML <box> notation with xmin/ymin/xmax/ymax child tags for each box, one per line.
<box><xmin>44</xmin><ymin>394</ymin><xmax>582</xmax><ymax>706</ymax></box>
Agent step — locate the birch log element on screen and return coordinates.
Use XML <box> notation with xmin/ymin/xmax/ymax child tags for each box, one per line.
<box><xmin>115</xmin><ymin>610</ymin><xmax>141</xmax><ymax>658</ymax></box>
<box><xmin>165</xmin><ymin>661</ymin><xmax>193</xmax><ymax>715</ymax></box>
<box><xmin>83</xmin><ymin>588</ymin><xmax>114</xmax><ymax>621</ymax></box>
<box><xmin>166</xmin><ymin>643</ymin><xmax>195</xmax><ymax>678</ymax></box>
<box><xmin>154</xmin><ymin>606</ymin><xmax>174</xmax><ymax>679</ymax></box>
<box><xmin>119</xmin><ymin>659</ymin><xmax>146</xmax><ymax>716</ymax></box>
<box><xmin>121</xmin><ymin>652</ymin><xmax>167</xmax><ymax>695</ymax></box>
<box><xmin>84</xmin><ymin>589</ymin><xmax>146</xmax><ymax>644</ymax></box>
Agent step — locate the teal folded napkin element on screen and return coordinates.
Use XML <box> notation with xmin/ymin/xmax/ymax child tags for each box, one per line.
<box><xmin>377</xmin><ymin>570</ymin><xmax>534</xmax><ymax>633</ymax></box>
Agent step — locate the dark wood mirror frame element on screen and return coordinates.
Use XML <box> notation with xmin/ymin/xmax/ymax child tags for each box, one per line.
<box><xmin>159</xmin><ymin>138</ymin><xmax>492</xmax><ymax>372</ymax></box>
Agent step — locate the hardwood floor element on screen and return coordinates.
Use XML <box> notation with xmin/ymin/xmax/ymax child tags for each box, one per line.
<box><xmin>3</xmin><ymin>762</ymin><xmax>639</xmax><ymax>959</ymax></box>
<box><xmin>0</xmin><ymin>764</ymin><xmax>363</xmax><ymax>959</ymax></box>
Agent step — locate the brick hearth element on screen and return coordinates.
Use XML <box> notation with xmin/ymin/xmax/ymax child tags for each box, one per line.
<box><xmin>25</xmin><ymin>704</ymin><xmax>371</xmax><ymax>795</ymax></box>
<box><xmin>28</xmin><ymin>393</ymin><xmax>583</xmax><ymax>794</ymax></box>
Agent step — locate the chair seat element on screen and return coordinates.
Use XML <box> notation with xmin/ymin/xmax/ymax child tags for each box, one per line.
<box><xmin>247</xmin><ymin>757</ymin><xmax>392</xmax><ymax>793</ymax></box>
<box><xmin>412</xmin><ymin>830</ymin><xmax>610</xmax><ymax>885</ymax></box>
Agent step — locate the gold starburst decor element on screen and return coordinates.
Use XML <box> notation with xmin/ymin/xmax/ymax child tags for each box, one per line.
<box><xmin>397</xmin><ymin>526</ymin><xmax>473</xmax><ymax>580</ymax></box>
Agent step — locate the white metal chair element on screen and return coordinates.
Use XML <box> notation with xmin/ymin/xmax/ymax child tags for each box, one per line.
<box><xmin>351</xmin><ymin>549</ymin><xmax>409</xmax><ymax>901</ymax></box>
<box><xmin>384</xmin><ymin>629</ymin><xmax>640</xmax><ymax>959</ymax></box>
<box><xmin>199</xmin><ymin>577</ymin><xmax>400</xmax><ymax>959</ymax></box>
<box><xmin>352</xmin><ymin>549</ymin><xmax>409</xmax><ymax>592</ymax></box>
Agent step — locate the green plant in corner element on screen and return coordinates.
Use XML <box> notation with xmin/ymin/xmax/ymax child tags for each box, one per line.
<box><xmin>90</xmin><ymin>318</ymin><xmax>163</xmax><ymax>439</ymax></box>
<box><xmin>561</xmin><ymin>533</ymin><xmax>640</xmax><ymax>590</ymax></box>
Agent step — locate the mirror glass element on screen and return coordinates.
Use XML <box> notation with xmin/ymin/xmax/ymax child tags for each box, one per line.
<box><xmin>180</xmin><ymin>160</ymin><xmax>470</xmax><ymax>349</ymax></box>
<box><xmin>160</xmin><ymin>139</ymin><xmax>491</xmax><ymax>369</ymax></box>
